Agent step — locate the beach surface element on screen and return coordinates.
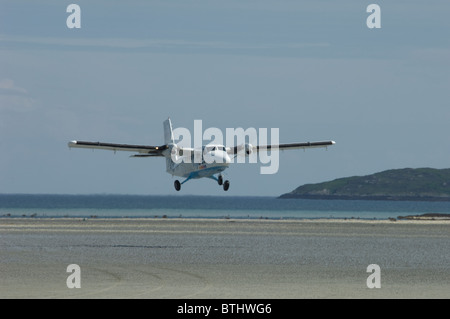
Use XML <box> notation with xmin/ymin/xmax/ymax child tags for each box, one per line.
<box><xmin>1</xmin><ymin>218</ymin><xmax>449</xmax><ymax>298</ymax></box>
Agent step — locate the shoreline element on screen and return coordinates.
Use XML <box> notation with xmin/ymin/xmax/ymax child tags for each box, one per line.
<box><xmin>279</xmin><ymin>194</ymin><xmax>450</xmax><ymax>202</ymax></box>
<box><xmin>1</xmin><ymin>216</ymin><xmax>450</xmax><ymax>225</ymax></box>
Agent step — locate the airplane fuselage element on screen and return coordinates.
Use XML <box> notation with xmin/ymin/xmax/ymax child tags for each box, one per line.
<box><xmin>166</xmin><ymin>145</ymin><xmax>231</xmax><ymax>179</ymax></box>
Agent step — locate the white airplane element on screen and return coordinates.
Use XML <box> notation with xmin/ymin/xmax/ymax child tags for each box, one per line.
<box><xmin>68</xmin><ymin>118</ymin><xmax>335</xmax><ymax>191</ymax></box>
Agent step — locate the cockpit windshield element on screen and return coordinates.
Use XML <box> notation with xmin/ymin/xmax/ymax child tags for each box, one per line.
<box><xmin>206</xmin><ymin>146</ymin><xmax>225</xmax><ymax>152</ymax></box>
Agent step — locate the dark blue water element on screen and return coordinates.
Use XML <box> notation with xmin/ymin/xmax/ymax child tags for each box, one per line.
<box><xmin>1</xmin><ymin>194</ymin><xmax>450</xmax><ymax>220</ymax></box>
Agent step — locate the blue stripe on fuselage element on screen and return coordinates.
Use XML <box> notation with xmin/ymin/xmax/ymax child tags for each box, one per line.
<box><xmin>184</xmin><ymin>164</ymin><xmax>227</xmax><ymax>179</ymax></box>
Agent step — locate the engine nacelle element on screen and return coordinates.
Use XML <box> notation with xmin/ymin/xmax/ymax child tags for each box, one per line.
<box><xmin>169</xmin><ymin>144</ymin><xmax>185</xmax><ymax>160</ymax></box>
<box><xmin>244</xmin><ymin>143</ymin><xmax>253</xmax><ymax>156</ymax></box>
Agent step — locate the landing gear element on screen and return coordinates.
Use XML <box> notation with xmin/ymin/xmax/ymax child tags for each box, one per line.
<box><xmin>174</xmin><ymin>175</ymin><xmax>229</xmax><ymax>191</ymax></box>
<box><xmin>217</xmin><ymin>174</ymin><xmax>229</xmax><ymax>191</ymax></box>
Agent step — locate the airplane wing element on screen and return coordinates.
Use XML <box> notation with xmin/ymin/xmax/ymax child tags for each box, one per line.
<box><xmin>227</xmin><ymin>140</ymin><xmax>335</xmax><ymax>155</ymax></box>
<box><xmin>68</xmin><ymin>140</ymin><xmax>167</xmax><ymax>157</ymax></box>
<box><xmin>256</xmin><ymin>140</ymin><xmax>335</xmax><ymax>151</ymax></box>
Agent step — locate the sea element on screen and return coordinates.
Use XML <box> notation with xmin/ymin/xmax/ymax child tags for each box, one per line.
<box><xmin>1</xmin><ymin>194</ymin><xmax>450</xmax><ymax>220</ymax></box>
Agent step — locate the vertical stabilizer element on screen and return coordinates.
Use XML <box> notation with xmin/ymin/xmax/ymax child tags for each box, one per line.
<box><xmin>164</xmin><ymin>118</ymin><xmax>175</xmax><ymax>173</ymax></box>
<box><xmin>163</xmin><ymin>118</ymin><xmax>174</xmax><ymax>144</ymax></box>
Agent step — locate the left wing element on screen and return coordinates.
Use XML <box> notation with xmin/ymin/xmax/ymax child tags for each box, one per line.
<box><xmin>227</xmin><ymin>140</ymin><xmax>335</xmax><ymax>155</ymax></box>
<box><xmin>68</xmin><ymin>140</ymin><xmax>167</xmax><ymax>157</ymax></box>
<box><xmin>256</xmin><ymin>140</ymin><xmax>335</xmax><ymax>151</ymax></box>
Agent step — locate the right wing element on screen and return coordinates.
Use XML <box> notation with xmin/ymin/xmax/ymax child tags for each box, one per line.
<box><xmin>68</xmin><ymin>140</ymin><xmax>167</xmax><ymax>157</ymax></box>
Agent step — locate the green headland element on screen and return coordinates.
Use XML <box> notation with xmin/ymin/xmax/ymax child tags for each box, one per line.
<box><xmin>280</xmin><ymin>168</ymin><xmax>450</xmax><ymax>201</ymax></box>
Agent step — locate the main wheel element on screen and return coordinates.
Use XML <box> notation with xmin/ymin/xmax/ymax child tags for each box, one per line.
<box><xmin>223</xmin><ymin>180</ymin><xmax>230</xmax><ymax>191</ymax></box>
<box><xmin>218</xmin><ymin>175</ymin><xmax>223</xmax><ymax>186</ymax></box>
<box><xmin>174</xmin><ymin>180</ymin><xmax>181</xmax><ymax>191</ymax></box>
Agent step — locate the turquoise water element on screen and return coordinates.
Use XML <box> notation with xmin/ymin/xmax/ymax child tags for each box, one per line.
<box><xmin>1</xmin><ymin>194</ymin><xmax>450</xmax><ymax>220</ymax></box>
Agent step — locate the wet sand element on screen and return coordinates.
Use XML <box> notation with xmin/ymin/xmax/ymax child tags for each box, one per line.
<box><xmin>1</xmin><ymin>218</ymin><xmax>449</xmax><ymax>298</ymax></box>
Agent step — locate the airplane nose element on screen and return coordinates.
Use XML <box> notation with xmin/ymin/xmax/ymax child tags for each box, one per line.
<box><xmin>204</xmin><ymin>151</ymin><xmax>231</xmax><ymax>165</ymax></box>
<box><xmin>210</xmin><ymin>152</ymin><xmax>231</xmax><ymax>165</ymax></box>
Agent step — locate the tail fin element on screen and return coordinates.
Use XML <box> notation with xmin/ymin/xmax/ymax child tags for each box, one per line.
<box><xmin>163</xmin><ymin>118</ymin><xmax>174</xmax><ymax>144</ymax></box>
<box><xmin>163</xmin><ymin>118</ymin><xmax>176</xmax><ymax>174</ymax></box>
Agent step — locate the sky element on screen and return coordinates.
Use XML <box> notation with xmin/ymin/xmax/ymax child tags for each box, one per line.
<box><xmin>1</xmin><ymin>0</ymin><xmax>449</xmax><ymax>196</ymax></box>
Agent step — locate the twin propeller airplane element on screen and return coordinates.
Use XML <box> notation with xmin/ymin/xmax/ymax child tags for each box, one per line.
<box><xmin>68</xmin><ymin>118</ymin><xmax>335</xmax><ymax>191</ymax></box>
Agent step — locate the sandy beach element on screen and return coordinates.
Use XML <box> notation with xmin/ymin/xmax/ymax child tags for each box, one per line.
<box><xmin>1</xmin><ymin>217</ymin><xmax>449</xmax><ymax>299</ymax></box>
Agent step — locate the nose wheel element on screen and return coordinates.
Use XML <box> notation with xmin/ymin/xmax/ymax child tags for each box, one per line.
<box><xmin>174</xmin><ymin>180</ymin><xmax>181</xmax><ymax>191</ymax></box>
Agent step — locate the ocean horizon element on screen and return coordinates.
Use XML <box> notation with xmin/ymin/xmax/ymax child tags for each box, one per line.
<box><xmin>1</xmin><ymin>194</ymin><xmax>450</xmax><ymax>220</ymax></box>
